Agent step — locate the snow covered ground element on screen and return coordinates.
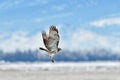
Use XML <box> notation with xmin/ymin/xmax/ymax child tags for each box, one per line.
<box><xmin>0</xmin><ymin>61</ymin><xmax>120</xmax><ymax>80</ymax></box>
<box><xmin>0</xmin><ymin>61</ymin><xmax>120</xmax><ymax>71</ymax></box>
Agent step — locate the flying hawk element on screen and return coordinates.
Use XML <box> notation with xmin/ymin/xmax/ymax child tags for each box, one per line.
<box><xmin>39</xmin><ymin>25</ymin><xmax>61</xmax><ymax>63</ymax></box>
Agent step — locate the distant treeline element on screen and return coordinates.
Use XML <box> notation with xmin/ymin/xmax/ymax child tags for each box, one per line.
<box><xmin>0</xmin><ymin>49</ymin><xmax>120</xmax><ymax>62</ymax></box>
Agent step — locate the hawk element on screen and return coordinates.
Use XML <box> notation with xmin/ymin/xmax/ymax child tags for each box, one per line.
<box><xmin>39</xmin><ymin>25</ymin><xmax>61</xmax><ymax>63</ymax></box>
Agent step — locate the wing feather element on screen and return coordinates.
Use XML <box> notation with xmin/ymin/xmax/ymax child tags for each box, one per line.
<box><xmin>42</xmin><ymin>31</ymin><xmax>48</xmax><ymax>48</ymax></box>
<box><xmin>47</xmin><ymin>26</ymin><xmax>60</xmax><ymax>51</ymax></box>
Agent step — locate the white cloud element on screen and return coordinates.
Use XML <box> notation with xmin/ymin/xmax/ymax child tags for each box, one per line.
<box><xmin>51</xmin><ymin>4</ymin><xmax>66</xmax><ymax>11</ymax></box>
<box><xmin>0</xmin><ymin>31</ymin><xmax>44</xmax><ymax>53</ymax></box>
<box><xmin>34</xmin><ymin>18</ymin><xmax>43</xmax><ymax>23</ymax></box>
<box><xmin>71</xmin><ymin>0</ymin><xmax>97</xmax><ymax>9</ymax></box>
<box><xmin>0</xmin><ymin>21</ymin><xmax>14</xmax><ymax>27</ymax></box>
<box><xmin>0</xmin><ymin>27</ymin><xmax>120</xmax><ymax>53</ymax></box>
<box><xmin>0</xmin><ymin>0</ymin><xmax>24</xmax><ymax>10</ymax></box>
<box><xmin>59</xmin><ymin>28</ymin><xmax>120</xmax><ymax>53</ymax></box>
<box><xmin>28</xmin><ymin>0</ymin><xmax>49</xmax><ymax>7</ymax></box>
<box><xmin>34</xmin><ymin>12</ymin><xmax>73</xmax><ymax>22</ymax></box>
<box><xmin>89</xmin><ymin>0</ymin><xmax>98</xmax><ymax>6</ymax></box>
<box><xmin>90</xmin><ymin>17</ymin><xmax>120</xmax><ymax>27</ymax></box>
<box><xmin>0</xmin><ymin>0</ymin><xmax>49</xmax><ymax>10</ymax></box>
<box><xmin>46</xmin><ymin>12</ymin><xmax>73</xmax><ymax>19</ymax></box>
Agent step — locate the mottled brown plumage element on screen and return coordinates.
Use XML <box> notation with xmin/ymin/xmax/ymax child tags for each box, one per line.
<box><xmin>40</xmin><ymin>25</ymin><xmax>61</xmax><ymax>63</ymax></box>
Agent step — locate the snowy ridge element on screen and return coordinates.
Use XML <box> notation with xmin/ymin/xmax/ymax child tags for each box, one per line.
<box><xmin>0</xmin><ymin>61</ymin><xmax>120</xmax><ymax>71</ymax></box>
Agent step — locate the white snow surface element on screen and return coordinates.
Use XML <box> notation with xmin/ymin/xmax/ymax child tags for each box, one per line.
<box><xmin>0</xmin><ymin>61</ymin><xmax>120</xmax><ymax>71</ymax></box>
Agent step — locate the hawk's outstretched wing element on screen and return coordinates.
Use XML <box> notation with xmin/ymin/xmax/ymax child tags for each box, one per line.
<box><xmin>47</xmin><ymin>26</ymin><xmax>60</xmax><ymax>51</ymax></box>
<box><xmin>41</xmin><ymin>31</ymin><xmax>48</xmax><ymax>49</ymax></box>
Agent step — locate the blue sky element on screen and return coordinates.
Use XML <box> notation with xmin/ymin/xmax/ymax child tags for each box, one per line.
<box><xmin>0</xmin><ymin>0</ymin><xmax>120</xmax><ymax>53</ymax></box>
